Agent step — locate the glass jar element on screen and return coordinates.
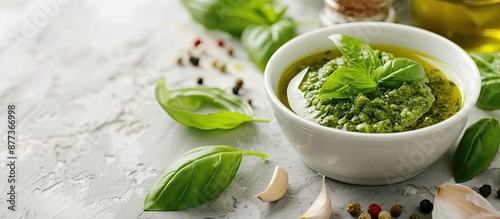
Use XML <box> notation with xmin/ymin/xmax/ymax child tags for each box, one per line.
<box><xmin>319</xmin><ymin>0</ymin><xmax>396</xmax><ymax>26</ymax></box>
<box><xmin>413</xmin><ymin>0</ymin><xmax>500</xmax><ymax>52</ymax></box>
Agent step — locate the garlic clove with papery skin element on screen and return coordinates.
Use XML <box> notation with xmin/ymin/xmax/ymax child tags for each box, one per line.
<box><xmin>299</xmin><ymin>174</ymin><xmax>332</xmax><ymax>219</ymax></box>
<box><xmin>255</xmin><ymin>166</ymin><xmax>288</xmax><ymax>202</ymax></box>
<box><xmin>433</xmin><ymin>184</ymin><xmax>500</xmax><ymax>219</ymax></box>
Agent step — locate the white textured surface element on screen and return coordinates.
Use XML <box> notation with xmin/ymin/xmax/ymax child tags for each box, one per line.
<box><xmin>0</xmin><ymin>0</ymin><xmax>498</xmax><ymax>218</ymax></box>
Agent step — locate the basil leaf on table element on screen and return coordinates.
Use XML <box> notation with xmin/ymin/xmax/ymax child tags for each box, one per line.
<box><xmin>144</xmin><ymin>145</ymin><xmax>268</xmax><ymax>211</ymax></box>
<box><xmin>180</xmin><ymin>0</ymin><xmax>286</xmax><ymax>38</ymax></box>
<box><xmin>241</xmin><ymin>19</ymin><xmax>295</xmax><ymax>71</ymax></box>
<box><xmin>155</xmin><ymin>77</ymin><xmax>270</xmax><ymax>130</ymax></box>
<box><xmin>452</xmin><ymin>118</ymin><xmax>500</xmax><ymax>183</ymax></box>
<box><xmin>372</xmin><ymin>58</ymin><xmax>426</xmax><ymax>89</ymax></box>
<box><xmin>319</xmin><ymin>67</ymin><xmax>377</xmax><ymax>99</ymax></box>
<box><xmin>469</xmin><ymin>52</ymin><xmax>500</xmax><ymax>111</ymax></box>
<box><xmin>328</xmin><ymin>34</ymin><xmax>381</xmax><ymax>74</ymax></box>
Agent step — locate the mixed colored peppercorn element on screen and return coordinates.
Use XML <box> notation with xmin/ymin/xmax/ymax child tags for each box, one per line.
<box><xmin>479</xmin><ymin>184</ymin><xmax>492</xmax><ymax>197</ymax></box>
<box><xmin>419</xmin><ymin>199</ymin><xmax>433</xmax><ymax>214</ymax></box>
<box><xmin>176</xmin><ymin>37</ymin><xmax>237</xmax><ymax>73</ymax></box>
<box><xmin>346</xmin><ymin>202</ymin><xmax>406</xmax><ymax>218</ymax></box>
<box><xmin>389</xmin><ymin>204</ymin><xmax>403</xmax><ymax>217</ymax></box>
<box><xmin>367</xmin><ymin>203</ymin><xmax>382</xmax><ymax>218</ymax></box>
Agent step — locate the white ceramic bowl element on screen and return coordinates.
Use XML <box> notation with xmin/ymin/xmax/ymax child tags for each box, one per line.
<box><xmin>264</xmin><ymin>22</ymin><xmax>480</xmax><ymax>185</ymax></box>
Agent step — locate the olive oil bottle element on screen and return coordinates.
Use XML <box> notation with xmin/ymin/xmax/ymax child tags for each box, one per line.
<box><xmin>413</xmin><ymin>0</ymin><xmax>500</xmax><ymax>52</ymax></box>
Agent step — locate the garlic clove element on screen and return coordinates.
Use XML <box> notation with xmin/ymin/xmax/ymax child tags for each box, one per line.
<box><xmin>255</xmin><ymin>166</ymin><xmax>288</xmax><ymax>202</ymax></box>
<box><xmin>470</xmin><ymin>214</ymin><xmax>500</xmax><ymax>219</ymax></box>
<box><xmin>300</xmin><ymin>174</ymin><xmax>332</xmax><ymax>219</ymax></box>
<box><xmin>433</xmin><ymin>184</ymin><xmax>500</xmax><ymax>219</ymax></box>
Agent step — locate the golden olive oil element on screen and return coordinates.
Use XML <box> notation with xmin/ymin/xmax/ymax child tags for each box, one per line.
<box><xmin>413</xmin><ymin>0</ymin><xmax>500</xmax><ymax>52</ymax></box>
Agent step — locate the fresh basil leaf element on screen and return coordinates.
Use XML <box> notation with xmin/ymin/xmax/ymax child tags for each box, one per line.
<box><xmin>328</xmin><ymin>34</ymin><xmax>381</xmax><ymax>74</ymax></box>
<box><xmin>319</xmin><ymin>67</ymin><xmax>378</xmax><ymax>99</ymax></box>
<box><xmin>180</xmin><ymin>0</ymin><xmax>284</xmax><ymax>38</ymax></box>
<box><xmin>470</xmin><ymin>52</ymin><xmax>500</xmax><ymax>111</ymax></box>
<box><xmin>452</xmin><ymin>118</ymin><xmax>500</xmax><ymax>183</ymax></box>
<box><xmin>372</xmin><ymin>58</ymin><xmax>426</xmax><ymax>88</ymax></box>
<box><xmin>144</xmin><ymin>145</ymin><xmax>268</xmax><ymax>211</ymax></box>
<box><xmin>155</xmin><ymin>77</ymin><xmax>270</xmax><ymax>130</ymax></box>
<box><xmin>241</xmin><ymin>19</ymin><xmax>295</xmax><ymax>71</ymax></box>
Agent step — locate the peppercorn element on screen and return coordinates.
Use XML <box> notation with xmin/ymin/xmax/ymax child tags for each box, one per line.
<box><xmin>235</xmin><ymin>79</ymin><xmax>244</xmax><ymax>88</ymax></box>
<box><xmin>189</xmin><ymin>56</ymin><xmax>200</xmax><ymax>66</ymax></box>
<box><xmin>217</xmin><ymin>39</ymin><xmax>224</xmax><ymax>47</ymax></box>
<box><xmin>479</xmin><ymin>184</ymin><xmax>492</xmax><ymax>197</ymax></box>
<box><xmin>194</xmin><ymin>38</ymin><xmax>202</xmax><ymax>47</ymax></box>
<box><xmin>358</xmin><ymin>212</ymin><xmax>372</xmax><ymax>219</ymax></box>
<box><xmin>198</xmin><ymin>45</ymin><xmax>206</xmax><ymax>55</ymax></box>
<box><xmin>497</xmin><ymin>188</ymin><xmax>500</xmax><ymax>198</ymax></box>
<box><xmin>390</xmin><ymin>204</ymin><xmax>403</xmax><ymax>217</ymax></box>
<box><xmin>367</xmin><ymin>203</ymin><xmax>382</xmax><ymax>219</ymax></box>
<box><xmin>197</xmin><ymin>77</ymin><xmax>203</xmax><ymax>85</ymax></box>
<box><xmin>347</xmin><ymin>202</ymin><xmax>361</xmax><ymax>216</ymax></box>
<box><xmin>419</xmin><ymin>199</ymin><xmax>433</xmax><ymax>214</ymax></box>
<box><xmin>232</xmin><ymin>87</ymin><xmax>240</xmax><ymax>95</ymax></box>
<box><xmin>210</xmin><ymin>59</ymin><xmax>218</xmax><ymax>68</ymax></box>
<box><xmin>227</xmin><ymin>46</ymin><xmax>234</xmax><ymax>56</ymax></box>
<box><xmin>409</xmin><ymin>213</ymin><xmax>420</xmax><ymax>219</ymax></box>
<box><xmin>378</xmin><ymin>210</ymin><xmax>391</xmax><ymax>219</ymax></box>
<box><xmin>176</xmin><ymin>56</ymin><xmax>183</xmax><ymax>65</ymax></box>
<box><xmin>218</xmin><ymin>63</ymin><xmax>226</xmax><ymax>73</ymax></box>
<box><xmin>246</xmin><ymin>98</ymin><xmax>253</xmax><ymax>107</ymax></box>
<box><xmin>233</xmin><ymin>63</ymin><xmax>243</xmax><ymax>72</ymax></box>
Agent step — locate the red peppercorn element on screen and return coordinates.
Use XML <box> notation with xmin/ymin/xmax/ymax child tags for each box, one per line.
<box><xmin>367</xmin><ymin>203</ymin><xmax>382</xmax><ymax>219</ymax></box>
<box><xmin>217</xmin><ymin>39</ymin><xmax>224</xmax><ymax>47</ymax></box>
<box><xmin>194</xmin><ymin>38</ymin><xmax>202</xmax><ymax>47</ymax></box>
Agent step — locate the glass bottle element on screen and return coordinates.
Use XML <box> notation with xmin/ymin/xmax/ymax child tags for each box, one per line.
<box><xmin>413</xmin><ymin>0</ymin><xmax>500</xmax><ymax>52</ymax></box>
<box><xmin>319</xmin><ymin>0</ymin><xmax>396</xmax><ymax>26</ymax></box>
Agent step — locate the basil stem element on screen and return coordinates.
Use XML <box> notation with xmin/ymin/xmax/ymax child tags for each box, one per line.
<box><xmin>144</xmin><ymin>145</ymin><xmax>268</xmax><ymax>211</ymax></box>
<box><xmin>452</xmin><ymin>118</ymin><xmax>500</xmax><ymax>183</ymax></box>
<box><xmin>155</xmin><ymin>77</ymin><xmax>270</xmax><ymax>130</ymax></box>
<box><xmin>469</xmin><ymin>52</ymin><xmax>500</xmax><ymax>111</ymax></box>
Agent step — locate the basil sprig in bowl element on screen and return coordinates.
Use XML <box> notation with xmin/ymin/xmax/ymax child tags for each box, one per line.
<box><xmin>264</xmin><ymin>23</ymin><xmax>481</xmax><ymax>185</ymax></box>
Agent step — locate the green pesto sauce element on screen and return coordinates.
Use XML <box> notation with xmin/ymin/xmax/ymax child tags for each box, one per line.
<box><xmin>279</xmin><ymin>46</ymin><xmax>462</xmax><ymax>133</ymax></box>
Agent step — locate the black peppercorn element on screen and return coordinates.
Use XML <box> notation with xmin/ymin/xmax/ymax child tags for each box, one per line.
<box><xmin>419</xmin><ymin>199</ymin><xmax>433</xmax><ymax>214</ymax></box>
<box><xmin>189</xmin><ymin>56</ymin><xmax>200</xmax><ymax>66</ymax></box>
<box><xmin>479</xmin><ymin>184</ymin><xmax>492</xmax><ymax>197</ymax></box>
<box><xmin>232</xmin><ymin>87</ymin><xmax>240</xmax><ymax>95</ymax></box>
<box><xmin>197</xmin><ymin>77</ymin><xmax>203</xmax><ymax>85</ymax></box>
